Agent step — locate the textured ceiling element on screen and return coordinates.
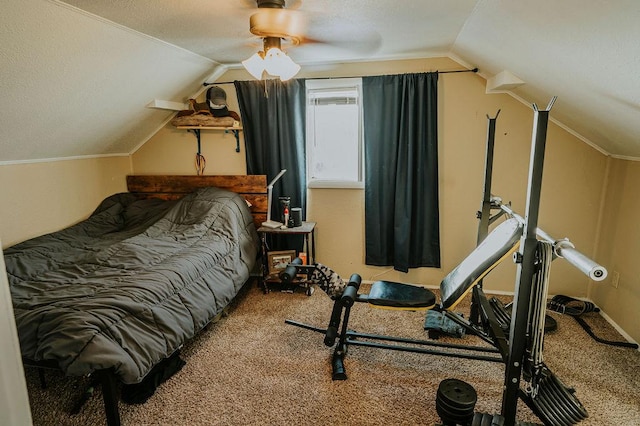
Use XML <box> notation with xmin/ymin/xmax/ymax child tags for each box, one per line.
<box><xmin>1</xmin><ymin>0</ymin><xmax>639</xmax><ymax>162</ymax></box>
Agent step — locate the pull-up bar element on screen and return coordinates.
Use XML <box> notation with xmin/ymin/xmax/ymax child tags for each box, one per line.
<box><xmin>497</xmin><ymin>202</ymin><xmax>607</xmax><ymax>281</ymax></box>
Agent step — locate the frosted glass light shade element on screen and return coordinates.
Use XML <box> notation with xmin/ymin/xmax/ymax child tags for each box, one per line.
<box><xmin>263</xmin><ymin>48</ymin><xmax>300</xmax><ymax>81</ymax></box>
<box><xmin>242</xmin><ymin>52</ymin><xmax>265</xmax><ymax>80</ymax></box>
<box><xmin>277</xmin><ymin>57</ymin><xmax>301</xmax><ymax>81</ymax></box>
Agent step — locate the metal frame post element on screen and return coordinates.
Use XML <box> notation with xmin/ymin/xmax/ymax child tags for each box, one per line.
<box><xmin>501</xmin><ymin>98</ymin><xmax>556</xmax><ymax>425</ymax></box>
<box><xmin>471</xmin><ymin>110</ymin><xmax>500</xmax><ymax>325</ymax></box>
<box><xmin>477</xmin><ymin>110</ymin><xmax>501</xmax><ymax>244</ymax></box>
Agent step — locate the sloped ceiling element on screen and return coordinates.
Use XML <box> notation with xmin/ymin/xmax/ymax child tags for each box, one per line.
<box><xmin>1</xmin><ymin>0</ymin><xmax>639</xmax><ymax>163</ymax></box>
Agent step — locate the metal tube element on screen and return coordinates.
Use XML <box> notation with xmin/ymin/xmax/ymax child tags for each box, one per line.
<box><xmin>472</xmin><ymin>111</ymin><xmax>501</xmax><ymax>325</ymax></box>
<box><xmin>498</xmin><ymin>203</ymin><xmax>607</xmax><ymax>281</ymax></box>
<box><xmin>345</xmin><ymin>339</ymin><xmax>504</xmax><ymax>363</ymax></box>
<box><xmin>557</xmin><ymin>247</ymin><xmax>607</xmax><ymax>280</ymax></box>
<box><xmin>477</xmin><ymin>111</ymin><xmax>501</xmax><ymax>244</ymax></box>
<box><xmin>503</xmin><ymin>105</ymin><xmax>551</xmax><ymax>423</ymax></box>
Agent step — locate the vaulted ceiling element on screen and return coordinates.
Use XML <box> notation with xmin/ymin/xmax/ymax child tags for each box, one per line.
<box><xmin>1</xmin><ymin>0</ymin><xmax>638</xmax><ymax>163</ymax></box>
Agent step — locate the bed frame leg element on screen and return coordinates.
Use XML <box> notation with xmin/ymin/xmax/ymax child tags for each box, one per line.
<box><xmin>96</xmin><ymin>369</ymin><xmax>121</xmax><ymax>426</ymax></box>
<box><xmin>38</xmin><ymin>369</ymin><xmax>47</xmax><ymax>389</ymax></box>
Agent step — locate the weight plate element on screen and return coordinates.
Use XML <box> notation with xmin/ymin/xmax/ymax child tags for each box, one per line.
<box><xmin>533</xmin><ymin>384</ymin><xmax>570</xmax><ymax>426</ymax></box>
<box><xmin>544</xmin><ymin>375</ymin><xmax>582</xmax><ymax>424</ymax></box>
<box><xmin>436</xmin><ymin>397</ymin><xmax>475</xmax><ymax>418</ymax></box>
<box><xmin>437</xmin><ymin>379</ymin><xmax>478</xmax><ymax>410</ymax></box>
<box><xmin>550</xmin><ymin>372</ymin><xmax>588</xmax><ymax>418</ymax></box>
<box><xmin>436</xmin><ymin>403</ymin><xmax>474</xmax><ymax>424</ymax></box>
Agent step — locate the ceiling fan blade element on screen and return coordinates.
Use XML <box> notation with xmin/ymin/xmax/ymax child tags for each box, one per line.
<box><xmin>239</xmin><ymin>1</ymin><xmax>380</xmax><ymax>59</ymax></box>
<box><xmin>301</xmin><ymin>23</ymin><xmax>382</xmax><ymax>56</ymax></box>
<box><xmin>301</xmin><ymin>36</ymin><xmax>381</xmax><ymax>56</ymax></box>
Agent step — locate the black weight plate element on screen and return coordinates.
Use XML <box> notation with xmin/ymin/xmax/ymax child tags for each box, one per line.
<box><xmin>533</xmin><ymin>385</ymin><xmax>570</xmax><ymax>426</ymax></box>
<box><xmin>436</xmin><ymin>403</ymin><xmax>474</xmax><ymax>425</ymax></box>
<box><xmin>491</xmin><ymin>414</ymin><xmax>505</xmax><ymax>426</ymax></box>
<box><xmin>436</xmin><ymin>397</ymin><xmax>475</xmax><ymax>417</ymax></box>
<box><xmin>531</xmin><ymin>385</ymin><xmax>561</xmax><ymax>426</ymax></box>
<box><xmin>436</xmin><ymin>401</ymin><xmax>473</xmax><ymax>424</ymax></box>
<box><xmin>437</xmin><ymin>379</ymin><xmax>478</xmax><ymax>410</ymax></box>
<box><xmin>480</xmin><ymin>412</ymin><xmax>493</xmax><ymax>426</ymax></box>
<box><xmin>472</xmin><ymin>412</ymin><xmax>484</xmax><ymax>426</ymax></box>
<box><xmin>543</xmin><ymin>375</ymin><xmax>583</xmax><ymax>424</ymax></box>
<box><xmin>436</xmin><ymin>397</ymin><xmax>475</xmax><ymax>420</ymax></box>
<box><xmin>550</xmin><ymin>372</ymin><xmax>588</xmax><ymax>418</ymax></box>
<box><xmin>437</xmin><ymin>393</ymin><xmax>477</xmax><ymax>414</ymax></box>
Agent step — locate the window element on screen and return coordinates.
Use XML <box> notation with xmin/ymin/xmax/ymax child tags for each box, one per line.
<box><xmin>305</xmin><ymin>78</ymin><xmax>363</xmax><ymax>188</ymax></box>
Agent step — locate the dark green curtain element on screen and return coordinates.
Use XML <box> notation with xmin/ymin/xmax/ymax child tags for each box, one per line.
<box><xmin>234</xmin><ymin>79</ymin><xmax>306</xmax><ymax>250</ymax></box>
<box><xmin>363</xmin><ymin>72</ymin><xmax>440</xmax><ymax>272</ymax></box>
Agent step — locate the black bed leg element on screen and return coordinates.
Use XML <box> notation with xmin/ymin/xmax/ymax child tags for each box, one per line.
<box><xmin>38</xmin><ymin>369</ymin><xmax>47</xmax><ymax>389</ymax></box>
<box><xmin>97</xmin><ymin>369</ymin><xmax>121</xmax><ymax>426</ymax></box>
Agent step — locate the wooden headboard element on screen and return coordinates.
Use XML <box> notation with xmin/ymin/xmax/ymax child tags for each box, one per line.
<box><xmin>126</xmin><ymin>175</ymin><xmax>268</xmax><ymax>226</ymax></box>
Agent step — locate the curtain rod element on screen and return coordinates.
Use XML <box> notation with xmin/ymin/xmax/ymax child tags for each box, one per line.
<box><xmin>204</xmin><ymin>67</ymin><xmax>478</xmax><ymax>86</ymax></box>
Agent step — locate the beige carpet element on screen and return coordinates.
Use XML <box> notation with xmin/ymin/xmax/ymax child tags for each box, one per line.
<box><xmin>25</xmin><ymin>282</ymin><xmax>640</xmax><ymax>425</ymax></box>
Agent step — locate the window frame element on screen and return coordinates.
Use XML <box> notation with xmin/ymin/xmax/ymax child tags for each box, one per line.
<box><xmin>305</xmin><ymin>78</ymin><xmax>364</xmax><ymax>189</ymax></box>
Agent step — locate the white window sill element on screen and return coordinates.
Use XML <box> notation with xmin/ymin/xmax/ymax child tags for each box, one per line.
<box><xmin>307</xmin><ymin>180</ymin><xmax>364</xmax><ymax>189</ymax></box>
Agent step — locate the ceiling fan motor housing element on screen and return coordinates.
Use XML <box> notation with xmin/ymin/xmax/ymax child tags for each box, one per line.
<box><xmin>249</xmin><ymin>4</ymin><xmax>305</xmax><ymax>43</ymax></box>
<box><xmin>257</xmin><ymin>0</ymin><xmax>285</xmax><ymax>8</ymax></box>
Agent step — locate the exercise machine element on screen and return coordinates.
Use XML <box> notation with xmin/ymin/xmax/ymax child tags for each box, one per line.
<box><xmin>284</xmin><ymin>99</ymin><xmax>608</xmax><ymax>425</ymax></box>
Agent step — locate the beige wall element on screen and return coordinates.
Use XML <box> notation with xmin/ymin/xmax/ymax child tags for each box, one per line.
<box><xmin>592</xmin><ymin>158</ymin><xmax>640</xmax><ymax>343</ymax></box>
<box><xmin>133</xmin><ymin>57</ymin><xmax>609</xmax><ymax>299</ymax></box>
<box><xmin>0</xmin><ymin>156</ymin><xmax>131</xmax><ymax>248</ymax></box>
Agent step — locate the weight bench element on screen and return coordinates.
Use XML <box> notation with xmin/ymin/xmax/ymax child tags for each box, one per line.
<box><xmin>286</xmin><ymin>217</ymin><xmax>523</xmax><ymax>380</ymax></box>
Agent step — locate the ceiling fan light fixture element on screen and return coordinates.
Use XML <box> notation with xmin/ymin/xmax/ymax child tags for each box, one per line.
<box><xmin>277</xmin><ymin>59</ymin><xmax>300</xmax><ymax>81</ymax></box>
<box><xmin>243</xmin><ymin>37</ymin><xmax>300</xmax><ymax>81</ymax></box>
<box><xmin>242</xmin><ymin>52</ymin><xmax>266</xmax><ymax>80</ymax></box>
<box><xmin>263</xmin><ymin>47</ymin><xmax>300</xmax><ymax>81</ymax></box>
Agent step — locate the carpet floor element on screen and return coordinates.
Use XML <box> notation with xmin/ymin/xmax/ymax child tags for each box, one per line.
<box><xmin>24</xmin><ymin>282</ymin><xmax>640</xmax><ymax>425</ymax></box>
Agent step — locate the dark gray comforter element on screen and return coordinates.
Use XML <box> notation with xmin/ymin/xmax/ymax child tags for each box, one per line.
<box><xmin>5</xmin><ymin>187</ymin><xmax>259</xmax><ymax>384</ymax></box>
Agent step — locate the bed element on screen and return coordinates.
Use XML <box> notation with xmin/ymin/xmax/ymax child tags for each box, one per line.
<box><xmin>5</xmin><ymin>175</ymin><xmax>267</xmax><ymax>425</ymax></box>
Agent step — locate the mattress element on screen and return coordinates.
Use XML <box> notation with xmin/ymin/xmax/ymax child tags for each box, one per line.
<box><xmin>5</xmin><ymin>187</ymin><xmax>259</xmax><ymax>384</ymax></box>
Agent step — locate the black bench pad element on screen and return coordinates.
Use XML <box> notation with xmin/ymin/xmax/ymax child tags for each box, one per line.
<box><xmin>368</xmin><ymin>281</ymin><xmax>436</xmax><ymax>309</ymax></box>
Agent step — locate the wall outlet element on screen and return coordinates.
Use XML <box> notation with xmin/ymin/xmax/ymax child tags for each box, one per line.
<box><xmin>611</xmin><ymin>271</ymin><xmax>620</xmax><ymax>288</ymax></box>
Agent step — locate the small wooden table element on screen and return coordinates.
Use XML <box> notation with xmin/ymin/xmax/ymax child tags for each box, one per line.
<box><xmin>257</xmin><ymin>222</ymin><xmax>316</xmax><ymax>295</ymax></box>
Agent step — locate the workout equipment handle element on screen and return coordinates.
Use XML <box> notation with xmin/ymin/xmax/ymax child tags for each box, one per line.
<box><xmin>499</xmin><ymin>203</ymin><xmax>607</xmax><ymax>281</ymax></box>
<box><xmin>548</xmin><ymin>236</ymin><xmax>607</xmax><ymax>281</ymax></box>
<box><xmin>279</xmin><ymin>257</ymin><xmax>304</xmax><ymax>284</ymax></box>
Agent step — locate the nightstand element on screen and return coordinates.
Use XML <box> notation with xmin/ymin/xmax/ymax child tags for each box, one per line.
<box><xmin>257</xmin><ymin>222</ymin><xmax>316</xmax><ymax>295</ymax></box>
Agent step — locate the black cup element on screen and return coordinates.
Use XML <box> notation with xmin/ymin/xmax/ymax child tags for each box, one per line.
<box><xmin>291</xmin><ymin>207</ymin><xmax>302</xmax><ymax>227</ymax></box>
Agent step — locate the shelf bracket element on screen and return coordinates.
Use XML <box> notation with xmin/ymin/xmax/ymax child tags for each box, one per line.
<box><xmin>181</xmin><ymin>127</ymin><xmax>241</xmax><ymax>153</ymax></box>
<box><xmin>226</xmin><ymin>129</ymin><xmax>241</xmax><ymax>153</ymax></box>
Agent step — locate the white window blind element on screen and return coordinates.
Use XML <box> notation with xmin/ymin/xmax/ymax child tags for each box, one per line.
<box><xmin>305</xmin><ymin>78</ymin><xmax>363</xmax><ymax>188</ymax></box>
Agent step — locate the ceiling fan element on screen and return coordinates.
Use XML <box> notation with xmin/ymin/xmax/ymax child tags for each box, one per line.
<box><xmin>241</xmin><ymin>0</ymin><xmax>306</xmax><ymax>80</ymax></box>
<box><xmin>241</xmin><ymin>0</ymin><xmax>380</xmax><ymax>80</ymax></box>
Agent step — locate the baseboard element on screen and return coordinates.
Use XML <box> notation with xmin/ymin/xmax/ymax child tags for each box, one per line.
<box><xmin>596</xmin><ymin>308</ymin><xmax>640</xmax><ymax>351</ymax></box>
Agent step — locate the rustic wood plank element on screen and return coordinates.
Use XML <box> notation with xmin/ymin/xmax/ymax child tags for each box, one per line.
<box><xmin>127</xmin><ymin>175</ymin><xmax>266</xmax><ymax>194</ymax></box>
